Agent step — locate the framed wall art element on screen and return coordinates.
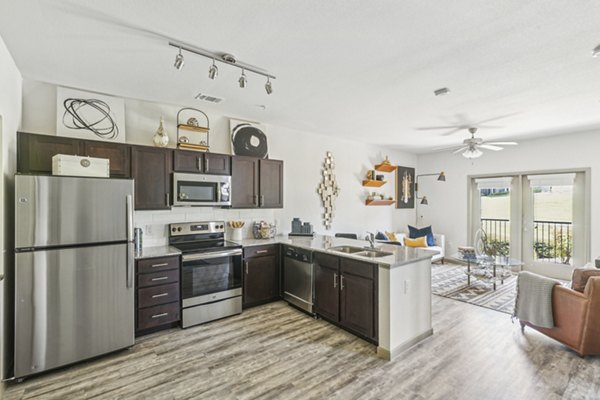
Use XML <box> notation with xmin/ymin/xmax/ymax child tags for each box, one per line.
<box><xmin>396</xmin><ymin>166</ymin><xmax>415</xmax><ymax>209</ymax></box>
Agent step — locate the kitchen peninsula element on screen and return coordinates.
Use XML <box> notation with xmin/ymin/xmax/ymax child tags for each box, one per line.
<box><xmin>235</xmin><ymin>235</ymin><xmax>434</xmax><ymax>360</ymax></box>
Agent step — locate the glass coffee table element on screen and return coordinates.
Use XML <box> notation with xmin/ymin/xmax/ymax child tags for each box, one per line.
<box><xmin>449</xmin><ymin>253</ymin><xmax>523</xmax><ymax>290</ymax></box>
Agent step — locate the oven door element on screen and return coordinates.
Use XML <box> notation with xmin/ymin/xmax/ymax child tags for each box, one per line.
<box><xmin>173</xmin><ymin>173</ymin><xmax>232</xmax><ymax>207</ymax></box>
<box><xmin>181</xmin><ymin>249</ymin><xmax>242</xmax><ymax>307</ymax></box>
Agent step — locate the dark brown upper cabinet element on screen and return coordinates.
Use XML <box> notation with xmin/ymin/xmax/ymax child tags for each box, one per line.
<box><xmin>131</xmin><ymin>146</ymin><xmax>172</xmax><ymax>210</ymax></box>
<box><xmin>17</xmin><ymin>132</ymin><xmax>130</xmax><ymax>178</ymax></box>
<box><xmin>81</xmin><ymin>141</ymin><xmax>130</xmax><ymax>178</ymax></box>
<box><xmin>18</xmin><ymin>132</ymin><xmax>81</xmax><ymax>174</ymax></box>
<box><xmin>173</xmin><ymin>150</ymin><xmax>231</xmax><ymax>175</ymax></box>
<box><xmin>231</xmin><ymin>156</ymin><xmax>283</xmax><ymax>209</ymax></box>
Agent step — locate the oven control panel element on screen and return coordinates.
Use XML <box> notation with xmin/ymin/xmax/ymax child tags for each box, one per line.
<box><xmin>169</xmin><ymin>221</ymin><xmax>225</xmax><ymax>236</ymax></box>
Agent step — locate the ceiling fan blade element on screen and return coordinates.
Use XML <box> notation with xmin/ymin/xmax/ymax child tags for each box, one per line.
<box><xmin>487</xmin><ymin>142</ymin><xmax>518</xmax><ymax>146</ymax></box>
<box><xmin>474</xmin><ymin>112</ymin><xmax>519</xmax><ymax>125</ymax></box>
<box><xmin>441</xmin><ymin>127</ymin><xmax>465</xmax><ymax>136</ymax></box>
<box><xmin>415</xmin><ymin>126</ymin><xmax>464</xmax><ymax>131</ymax></box>
<box><xmin>476</xmin><ymin>125</ymin><xmax>504</xmax><ymax>129</ymax></box>
<box><xmin>452</xmin><ymin>146</ymin><xmax>469</xmax><ymax>154</ymax></box>
<box><xmin>479</xmin><ymin>144</ymin><xmax>503</xmax><ymax>151</ymax></box>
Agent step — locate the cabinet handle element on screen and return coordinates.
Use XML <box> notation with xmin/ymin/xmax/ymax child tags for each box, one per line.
<box><xmin>333</xmin><ymin>273</ymin><xmax>337</xmax><ymax>289</ymax></box>
<box><xmin>152</xmin><ymin>293</ymin><xmax>169</xmax><ymax>298</ymax></box>
<box><xmin>205</xmin><ymin>157</ymin><xmax>209</xmax><ymax>171</ymax></box>
<box><xmin>151</xmin><ymin>313</ymin><xmax>169</xmax><ymax>319</ymax></box>
<box><xmin>245</xmin><ymin>261</ymin><xmax>249</xmax><ymax>275</ymax></box>
<box><xmin>197</xmin><ymin>157</ymin><xmax>202</xmax><ymax>171</ymax></box>
<box><xmin>260</xmin><ymin>195</ymin><xmax>265</xmax><ymax>207</ymax></box>
<box><xmin>151</xmin><ymin>276</ymin><xmax>169</xmax><ymax>282</ymax></box>
<box><xmin>253</xmin><ymin>195</ymin><xmax>259</xmax><ymax>206</ymax></box>
<box><xmin>256</xmin><ymin>250</ymin><xmax>268</xmax><ymax>254</ymax></box>
<box><xmin>340</xmin><ymin>275</ymin><xmax>345</xmax><ymax>291</ymax></box>
<box><xmin>151</xmin><ymin>263</ymin><xmax>169</xmax><ymax>268</ymax></box>
<box><xmin>166</xmin><ymin>193</ymin><xmax>170</xmax><ymax>206</ymax></box>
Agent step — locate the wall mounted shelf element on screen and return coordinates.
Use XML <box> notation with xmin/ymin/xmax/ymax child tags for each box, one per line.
<box><xmin>362</xmin><ymin>179</ymin><xmax>387</xmax><ymax>187</ymax></box>
<box><xmin>374</xmin><ymin>163</ymin><xmax>396</xmax><ymax>173</ymax></box>
<box><xmin>365</xmin><ymin>199</ymin><xmax>396</xmax><ymax>206</ymax></box>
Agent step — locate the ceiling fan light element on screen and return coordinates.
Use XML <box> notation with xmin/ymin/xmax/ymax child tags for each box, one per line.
<box><xmin>462</xmin><ymin>148</ymin><xmax>483</xmax><ymax>159</ymax></box>
<box><xmin>208</xmin><ymin>60</ymin><xmax>218</xmax><ymax>79</ymax></box>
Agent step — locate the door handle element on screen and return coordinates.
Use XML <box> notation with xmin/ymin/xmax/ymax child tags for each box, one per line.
<box><xmin>333</xmin><ymin>273</ymin><xmax>337</xmax><ymax>289</ymax></box>
<box><xmin>205</xmin><ymin>157</ymin><xmax>209</xmax><ymax>171</ymax></box>
<box><xmin>166</xmin><ymin>193</ymin><xmax>170</xmax><ymax>206</ymax></box>
<box><xmin>197</xmin><ymin>156</ymin><xmax>202</xmax><ymax>171</ymax></box>
<box><xmin>245</xmin><ymin>261</ymin><xmax>249</xmax><ymax>275</ymax></box>
<box><xmin>340</xmin><ymin>275</ymin><xmax>345</xmax><ymax>291</ymax></box>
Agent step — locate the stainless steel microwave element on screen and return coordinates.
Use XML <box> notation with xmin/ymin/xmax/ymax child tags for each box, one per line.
<box><xmin>172</xmin><ymin>173</ymin><xmax>231</xmax><ymax>207</ymax></box>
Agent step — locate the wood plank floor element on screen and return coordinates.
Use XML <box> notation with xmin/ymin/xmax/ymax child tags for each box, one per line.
<box><xmin>4</xmin><ymin>297</ymin><xmax>600</xmax><ymax>400</ymax></box>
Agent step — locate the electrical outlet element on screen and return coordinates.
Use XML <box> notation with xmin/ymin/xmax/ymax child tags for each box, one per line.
<box><xmin>144</xmin><ymin>225</ymin><xmax>153</xmax><ymax>236</ymax></box>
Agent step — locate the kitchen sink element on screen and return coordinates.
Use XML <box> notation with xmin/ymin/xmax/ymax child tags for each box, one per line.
<box><xmin>355</xmin><ymin>250</ymin><xmax>394</xmax><ymax>258</ymax></box>
<box><xmin>329</xmin><ymin>245</ymin><xmax>365</xmax><ymax>254</ymax></box>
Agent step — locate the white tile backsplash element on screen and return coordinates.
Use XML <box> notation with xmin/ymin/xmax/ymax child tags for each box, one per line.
<box><xmin>133</xmin><ymin>207</ymin><xmax>276</xmax><ymax>248</ymax></box>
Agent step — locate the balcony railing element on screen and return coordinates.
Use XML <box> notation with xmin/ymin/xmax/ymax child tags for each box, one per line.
<box><xmin>480</xmin><ymin>218</ymin><xmax>573</xmax><ymax>265</ymax></box>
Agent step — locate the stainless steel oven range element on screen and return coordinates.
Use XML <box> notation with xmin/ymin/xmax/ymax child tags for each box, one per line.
<box><xmin>169</xmin><ymin>221</ymin><xmax>243</xmax><ymax>328</ymax></box>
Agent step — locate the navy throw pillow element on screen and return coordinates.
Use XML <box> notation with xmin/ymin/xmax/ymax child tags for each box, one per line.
<box><xmin>375</xmin><ymin>231</ymin><xmax>389</xmax><ymax>241</ymax></box>
<box><xmin>408</xmin><ymin>225</ymin><xmax>435</xmax><ymax>247</ymax></box>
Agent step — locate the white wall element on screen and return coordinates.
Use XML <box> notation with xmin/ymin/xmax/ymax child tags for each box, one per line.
<box><xmin>417</xmin><ymin>130</ymin><xmax>599</xmax><ymax>269</ymax></box>
<box><xmin>0</xmin><ymin>33</ymin><xmax>22</xmax><ymax>386</ymax></box>
<box><xmin>21</xmin><ymin>80</ymin><xmax>417</xmax><ymax>246</ymax></box>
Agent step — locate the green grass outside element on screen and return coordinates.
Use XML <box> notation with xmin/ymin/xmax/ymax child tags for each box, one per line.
<box><xmin>481</xmin><ymin>190</ymin><xmax>573</xmax><ymax>222</ymax></box>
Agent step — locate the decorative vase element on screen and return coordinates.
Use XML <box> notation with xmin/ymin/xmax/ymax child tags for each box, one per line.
<box><xmin>153</xmin><ymin>116</ymin><xmax>169</xmax><ymax>147</ymax></box>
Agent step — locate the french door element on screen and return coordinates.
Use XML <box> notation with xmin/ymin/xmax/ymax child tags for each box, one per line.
<box><xmin>470</xmin><ymin>170</ymin><xmax>589</xmax><ymax>279</ymax></box>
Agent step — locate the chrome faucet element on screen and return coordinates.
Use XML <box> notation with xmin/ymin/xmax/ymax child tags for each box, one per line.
<box><xmin>366</xmin><ymin>232</ymin><xmax>376</xmax><ymax>249</ymax></box>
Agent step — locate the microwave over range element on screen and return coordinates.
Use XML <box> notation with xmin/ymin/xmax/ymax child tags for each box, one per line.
<box><xmin>172</xmin><ymin>172</ymin><xmax>231</xmax><ymax>207</ymax></box>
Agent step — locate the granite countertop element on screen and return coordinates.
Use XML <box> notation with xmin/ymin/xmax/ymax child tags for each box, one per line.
<box><xmin>134</xmin><ymin>245</ymin><xmax>181</xmax><ymax>260</ymax></box>
<box><xmin>232</xmin><ymin>235</ymin><xmax>434</xmax><ymax>269</ymax></box>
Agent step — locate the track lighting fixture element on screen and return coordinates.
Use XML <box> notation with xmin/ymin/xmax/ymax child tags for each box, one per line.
<box><xmin>593</xmin><ymin>44</ymin><xmax>600</xmax><ymax>58</ymax></box>
<box><xmin>174</xmin><ymin>47</ymin><xmax>184</xmax><ymax>70</ymax></box>
<box><xmin>169</xmin><ymin>42</ymin><xmax>275</xmax><ymax>93</ymax></box>
<box><xmin>265</xmin><ymin>77</ymin><xmax>273</xmax><ymax>95</ymax></box>
<box><xmin>238</xmin><ymin>69</ymin><xmax>247</xmax><ymax>88</ymax></box>
<box><xmin>208</xmin><ymin>59</ymin><xmax>218</xmax><ymax>80</ymax></box>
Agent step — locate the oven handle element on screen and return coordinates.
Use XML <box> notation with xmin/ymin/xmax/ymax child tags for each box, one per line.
<box><xmin>182</xmin><ymin>249</ymin><xmax>243</xmax><ymax>262</ymax></box>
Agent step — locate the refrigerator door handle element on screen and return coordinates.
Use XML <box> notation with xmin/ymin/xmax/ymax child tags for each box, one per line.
<box><xmin>126</xmin><ymin>195</ymin><xmax>133</xmax><ymax>242</ymax></box>
<box><xmin>127</xmin><ymin>243</ymin><xmax>134</xmax><ymax>288</ymax></box>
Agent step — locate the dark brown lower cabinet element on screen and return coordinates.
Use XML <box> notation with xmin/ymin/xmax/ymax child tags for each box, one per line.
<box><xmin>243</xmin><ymin>245</ymin><xmax>280</xmax><ymax>308</ymax></box>
<box><xmin>314</xmin><ymin>253</ymin><xmax>378</xmax><ymax>342</ymax></box>
<box><xmin>135</xmin><ymin>256</ymin><xmax>181</xmax><ymax>336</ymax></box>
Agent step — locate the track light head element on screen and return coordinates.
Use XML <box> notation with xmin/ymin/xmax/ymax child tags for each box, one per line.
<box><xmin>593</xmin><ymin>44</ymin><xmax>600</xmax><ymax>58</ymax></box>
<box><xmin>420</xmin><ymin>196</ymin><xmax>429</xmax><ymax>205</ymax></box>
<box><xmin>174</xmin><ymin>48</ymin><xmax>184</xmax><ymax>70</ymax></box>
<box><xmin>437</xmin><ymin>172</ymin><xmax>446</xmax><ymax>182</ymax></box>
<box><xmin>265</xmin><ymin>78</ymin><xmax>273</xmax><ymax>95</ymax></box>
<box><xmin>239</xmin><ymin>70</ymin><xmax>247</xmax><ymax>88</ymax></box>
<box><xmin>208</xmin><ymin>59</ymin><xmax>218</xmax><ymax>80</ymax></box>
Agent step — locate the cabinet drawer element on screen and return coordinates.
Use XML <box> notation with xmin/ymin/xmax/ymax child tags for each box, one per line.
<box><xmin>244</xmin><ymin>245</ymin><xmax>278</xmax><ymax>259</ymax></box>
<box><xmin>138</xmin><ymin>283</ymin><xmax>180</xmax><ymax>308</ymax></box>
<box><xmin>138</xmin><ymin>269</ymin><xmax>179</xmax><ymax>288</ymax></box>
<box><xmin>137</xmin><ymin>302</ymin><xmax>180</xmax><ymax>331</ymax></box>
<box><xmin>137</xmin><ymin>256</ymin><xmax>179</xmax><ymax>274</ymax></box>
<box><xmin>341</xmin><ymin>258</ymin><xmax>375</xmax><ymax>280</ymax></box>
<box><xmin>314</xmin><ymin>252</ymin><xmax>339</xmax><ymax>270</ymax></box>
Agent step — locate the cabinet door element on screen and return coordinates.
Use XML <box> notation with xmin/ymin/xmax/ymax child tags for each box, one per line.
<box><xmin>81</xmin><ymin>141</ymin><xmax>130</xmax><ymax>178</ymax></box>
<box><xmin>205</xmin><ymin>153</ymin><xmax>231</xmax><ymax>175</ymax></box>
<box><xmin>243</xmin><ymin>254</ymin><xmax>279</xmax><ymax>308</ymax></box>
<box><xmin>259</xmin><ymin>159</ymin><xmax>283</xmax><ymax>208</ymax></box>
<box><xmin>17</xmin><ymin>132</ymin><xmax>81</xmax><ymax>174</ymax></box>
<box><xmin>340</xmin><ymin>273</ymin><xmax>374</xmax><ymax>339</ymax></box>
<box><xmin>173</xmin><ymin>150</ymin><xmax>203</xmax><ymax>173</ymax></box>
<box><xmin>314</xmin><ymin>264</ymin><xmax>339</xmax><ymax>322</ymax></box>
<box><xmin>131</xmin><ymin>146</ymin><xmax>172</xmax><ymax>210</ymax></box>
<box><xmin>231</xmin><ymin>156</ymin><xmax>259</xmax><ymax>208</ymax></box>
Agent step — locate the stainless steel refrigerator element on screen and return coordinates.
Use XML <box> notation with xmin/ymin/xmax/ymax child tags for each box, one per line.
<box><xmin>13</xmin><ymin>175</ymin><xmax>135</xmax><ymax>379</ymax></box>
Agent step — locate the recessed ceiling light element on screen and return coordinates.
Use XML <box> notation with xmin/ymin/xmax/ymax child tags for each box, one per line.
<box><xmin>434</xmin><ymin>87</ymin><xmax>450</xmax><ymax>96</ymax></box>
<box><xmin>592</xmin><ymin>44</ymin><xmax>600</xmax><ymax>58</ymax></box>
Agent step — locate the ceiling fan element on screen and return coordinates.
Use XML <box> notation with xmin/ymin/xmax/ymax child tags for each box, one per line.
<box><xmin>452</xmin><ymin>127</ymin><xmax>518</xmax><ymax>159</ymax></box>
<box><xmin>416</xmin><ymin>113</ymin><xmax>518</xmax><ymax>136</ymax></box>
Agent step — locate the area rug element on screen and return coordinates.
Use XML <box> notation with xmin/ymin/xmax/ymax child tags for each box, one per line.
<box><xmin>431</xmin><ymin>263</ymin><xmax>518</xmax><ymax>314</ymax></box>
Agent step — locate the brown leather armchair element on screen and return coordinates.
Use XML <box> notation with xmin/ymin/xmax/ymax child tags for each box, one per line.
<box><xmin>521</xmin><ymin>276</ymin><xmax>600</xmax><ymax>356</ymax></box>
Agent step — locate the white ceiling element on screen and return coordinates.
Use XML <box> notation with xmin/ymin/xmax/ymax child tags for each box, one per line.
<box><xmin>2</xmin><ymin>0</ymin><xmax>600</xmax><ymax>152</ymax></box>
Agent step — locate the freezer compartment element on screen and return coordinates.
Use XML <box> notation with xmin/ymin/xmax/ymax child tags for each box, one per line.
<box><xmin>14</xmin><ymin>243</ymin><xmax>134</xmax><ymax>378</ymax></box>
<box><xmin>15</xmin><ymin>175</ymin><xmax>134</xmax><ymax>249</ymax></box>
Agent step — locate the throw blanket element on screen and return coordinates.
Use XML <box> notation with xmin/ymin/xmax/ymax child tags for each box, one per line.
<box><xmin>513</xmin><ymin>271</ymin><xmax>560</xmax><ymax>329</ymax></box>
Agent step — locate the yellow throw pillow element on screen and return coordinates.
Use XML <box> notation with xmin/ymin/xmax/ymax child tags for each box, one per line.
<box><xmin>404</xmin><ymin>236</ymin><xmax>428</xmax><ymax>248</ymax></box>
<box><xmin>385</xmin><ymin>231</ymin><xmax>398</xmax><ymax>241</ymax></box>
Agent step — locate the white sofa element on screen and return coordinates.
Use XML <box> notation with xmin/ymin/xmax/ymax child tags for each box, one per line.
<box><xmin>377</xmin><ymin>232</ymin><xmax>445</xmax><ymax>263</ymax></box>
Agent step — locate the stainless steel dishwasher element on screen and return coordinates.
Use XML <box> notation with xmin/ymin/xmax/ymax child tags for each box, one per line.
<box><xmin>283</xmin><ymin>245</ymin><xmax>314</xmax><ymax>314</ymax></box>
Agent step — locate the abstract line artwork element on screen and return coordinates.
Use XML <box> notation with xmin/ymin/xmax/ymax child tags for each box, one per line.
<box><xmin>57</xmin><ymin>87</ymin><xmax>126</xmax><ymax>143</ymax></box>
<box><xmin>317</xmin><ymin>152</ymin><xmax>340</xmax><ymax>230</ymax></box>
<box><xmin>229</xmin><ymin>118</ymin><xmax>268</xmax><ymax>158</ymax></box>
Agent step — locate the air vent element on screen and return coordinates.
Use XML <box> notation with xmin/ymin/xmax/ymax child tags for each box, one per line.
<box><xmin>194</xmin><ymin>93</ymin><xmax>224</xmax><ymax>103</ymax></box>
